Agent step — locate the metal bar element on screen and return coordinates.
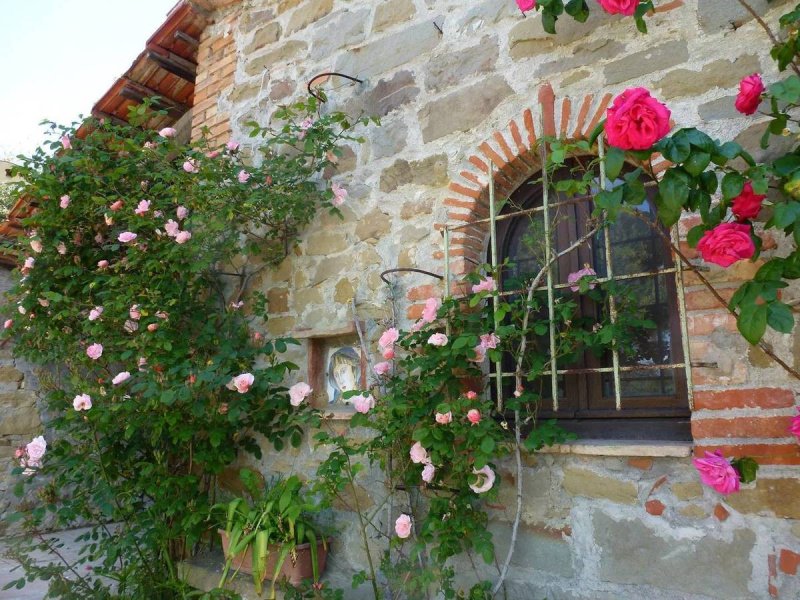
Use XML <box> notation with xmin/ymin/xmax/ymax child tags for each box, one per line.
<box><xmin>598</xmin><ymin>136</ymin><xmax>623</xmax><ymax>411</ymax></box>
<box><xmin>488</xmin><ymin>362</ymin><xmax>689</xmax><ymax>377</ymax></box>
<box><xmin>443</xmin><ymin>228</ymin><xmax>451</xmax><ymax>297</ymax></box>
<box><xmin>488</xmin><ymin>162</ymin><xmax>504</xmax><ymax>412</ymax></box>
<box><xmin>672</xmin><ymin>223</ymin><xmax>695</xmax><ymax>410</ymax></box>
<box><xmin>491</xmin><ymin>267</ymin><xmax>679</xmax><ymax>298</ymax></box>
<box><xmin>539</xmin><ymin>125</ymin><xmax>559</xmax><ymax>411</ymax></box>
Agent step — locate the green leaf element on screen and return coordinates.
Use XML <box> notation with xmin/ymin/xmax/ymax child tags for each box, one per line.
<box><xmin>480</xmin><ymin>437</ymin><xmax>496</xmax><ymax>454</ymax></box>
<box><xmin>767</xmin><ymin>302</ymin><xmax>795</xmax><ymax>333</ymax></box>
<box><xmin>604</xmin><ymin>145</ymin><xmax>625</xmax><ymax>180</ymax></box>
<box><xmin>721</xmin><ymin>172</ymin><xmax>745</xmax><ymax>200</ymax></box>
<box><xmin>686</xmin><ymin>225</ymin><xmax>707</xmax><ymax>248</ymax></box>
<box><xmin>656</xmin><ymin>170</ymin><xmax>689</xmax><ymax>227</ymax></box>
<box><xmin>731</xmin><ymin>456</ymin><xmax>759</xmax><ymax>485</ymax></box>
<box><xmin>683</xmin><ymin>151</ymin><xmax>711</xmax><ymax>177</ymax></box>
<box><xmin>737</xmin><ymin>303</ymin><xmax>768</xmax><ymax>345</ymax></box>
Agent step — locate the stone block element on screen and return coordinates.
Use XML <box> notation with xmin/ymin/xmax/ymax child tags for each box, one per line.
<box><xmin>268</xmin><ymin>79</ymin><xmax>296</xmax><ymax>101</ymax></box>
<box><xmin>698</xmin><ymin>0</ymin><xmax>794</xmax><ymax>34</ymax></box>
<box><xmin>243</xmin><ymin>22</ymin><xmax>281</xmax><ymax>54</ymax></box>
<box><xmin>294</xmin><ymin>286</ymin><xmax>323</xmax><ymax>312</ymax></box>
<box><xmin>457</xmin><ymin>0</ymin><xmax>516</xmax><ymax>34</ymax></box>
<box><xmin>418</xmin><ymin>75</ymin><xmax>513</xmax><ymax>143</ymax></box>
<box><xmin>372</xmin><ymin>0</ymin><xmax>415</xmax><ymax>33</ymax></box>
<box><xmin>697</xmin><ymin>95</ymin><xmax>742</xmax><ymax>121</ymax></box>
<box><xmin>678</xmin><ymin>504</ymin><xmax>707</xmax><ymax>519</ymax></box>
<box><xmin>310</xmin><ymin>9</ymin><xmax>369</xmax><ymax>61</ymax></box>
<box><xmin>400</xmin><ymin>198</ymin><xmax>433</xmax><ymax>220</ymax></box>
<box><xmin>334</xmin><ymin>279</ymin><xmax>355</xmax><ymax>303</ymax></box>
<box><xmin>305</xmin><ymin>231</ymin><xmax>351</xmax><ymax>256</ymax></box>
<box><xmin>380</xmin><ymin>154</ymin><xmax>449</xmax><ymax>192</ymax></box>
<box><xmin>424</xmin><ymin>36</ymin><xmax>499</xmax><ymax>93</ymax></box>
<box><xmin>658</xmin><ymin>55</ymin><xmax>761</xmax><ymax>99</ymax></box>
<box><xmin>672</xmin><ymin>481</ymin><xmax>703</xmax><ymax>501</ymax></box>
<box><xmin>266</xmin><ymin>316</ymin><xmax>295</xmax><ymax>336</ymax></box>
<box><xmin>0</xmin><ymin>366</ymin><xmax>23</xmax><ymax>384</ymax></box>
<box><xmin>244</xmin><ymin>41</ymin><xmax>307</xmax><ymax>76</ymax></box>
<box><xmin>266</xmin><ymin>288</ymin><xmax>289</xmax><ymax>313</ymax></box>
<box><xmin>362</xmin><ymin>71</ymin><xmax>419</xmax><ymax>118</ymax></box>
<box><xmin>562</xmin><ymin>467</ymin><xmax>638</xmax><ymax>505</ymax></box>
<box><xmin>0</xmin><ymin>406</ymin><xmax>40</xmax><ymax>435</ymax></box>
<box><xmin>734</xmin><ymin>121</ymin><xmax>797</xmax><ymax>165</ymax></box>
<box><xmin>354</xmin><ymin>209</ymin><xmax>391</xmax><ymax>242</ymax></box>
<box><xmin>537</xmin><ymin>39</ymin><xmax>624</xmax><ymax>78</ymax></box>
<box><xmin>594</xmin><ymin>512</ymin><xmax>754</xmax><ymax>598</ymax></box>
<box><xmin>604</xmin><ymin>40</ymin><xmax>689</xmax><ymax>85</ymax></box>
<box><xmin>286</xmin><ymin>0</ymin><xmax>333</xmax><ymax>34</ymax></box>
<box><xmin>370</xmin><ymin>119</ymin><xmax>408</xmax><ymax>160</ymax></box>
<box><xmin>725</xmin><ymin>478</ymin><xmax>800</xmax><ymax>519</ymax></box>
<box><xmin>335</xmin><ymin>21</ymin><xmax>441</xmax><ymax>79</ymax></box>
<box><xmin>509</xmin><ymin>9</ymin><xmax>614</xmax><ymax>61</ymax></box>
<box><xmin>489</xmin><ymin>521</ymin><xmax>574</xmax><ymax>578</ymax></box>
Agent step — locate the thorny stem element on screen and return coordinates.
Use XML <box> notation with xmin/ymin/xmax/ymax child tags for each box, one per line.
<box><xmin>30</xmin><ymin>532</ymin><xmax>96</xmax><ymax>594</ymax></box>
<box><xmin>736</xmin><ymin>0</ymin><xmax>800</xmax><ymax>77</ymax></box>
<box><xmin>344</xmin><ymin>452</ymin><xmax>381</xmax><ymax>600</ymax></box>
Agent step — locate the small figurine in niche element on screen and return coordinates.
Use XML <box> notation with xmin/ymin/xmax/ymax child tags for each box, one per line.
<box><xmin>326</xmin><ymin>346</ymin><xmax>361</xmax><ymax>405</ymax></box>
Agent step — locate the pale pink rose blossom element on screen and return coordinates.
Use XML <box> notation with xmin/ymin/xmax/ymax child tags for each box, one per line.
<box><xmin>183</xmin><ymin>159</ymin><xmax>199</xmax><ymax>173</ymax></box>
<box><xmin>26</xmin><ymin>436</ymin><xmax>47</xmax><ymax>462</ymax></box>
<box><xmin>427</xmin><ymin>333</ymin><xmax>448</xmax><ymax>347</ymax></box>
<box><xmin>326</xmin><ymin>150</ymin><xmax>338</xmax><ymax>164</ymax></box>
<box><xmin>88</xmin><ymin>307</ymin><xmax>104</xmax><ymax>321</ymax></box>
<box><xmin>567</xmin><ymin>267</ymin><xmax>597</xmax><ymax>292</ymax></box>
<box><xmin>790</xmin><ymin>407</ymin><xmax>800</xmax><ymax>441</ymax></box>
<box><xmin>14</xmin><ymin>446</ymin><xmax>24</xmax><ymax>459</ymax></box>
<box><xmin>138</xmin><ymin>357</ymin><xmax>147</xmax><ymax>371</ymax></box>
<box><xmin>59</xmin><ymin>195</ymin><xmax>71</xmax><ymax>209</ymax></box>
<box><xmin>118</xmin><ymin>232</ymin><xmax>137</xmax><ymax>243</ymax></box>
<box><xmin>435</xmin><ymin>411</ymin><xmax>452</xmax><ymax>425</ymax></box>
<box><xmin>692</xmin><ymin>451</ymin><xmax>740</xmax><ymax>495</ymax></box>
<box><xmin>97</xmin><ymin>260</ymin><xmax>109</xmax><ymax>269</ymax></box>
<box><xmin>57</xmin><ymin>242</ymin><xmax>67</xmax><ymax>255</ymax></box>
<box><xmin>298</xmin><ymin>117</ymin><xmax>314</xmax><ymax>139</ymax></box>
<box><xmin>421</xmin><ymin>297</ymin><xmax>441</xmax><ymax>323</ymax></box>
<box><xmin>289</xmin><ymin>382</ymin><xmax>313</xmax><ymax>406</ymax></box>
<box><xmin>147</xmin><ymin>323</ymin><xmax>159</xmax><ymax>332</ymax></box>
<box><xmin>159</xmin><ymin>127</ymin><xmax>177</xmax><ymax>138</ymax></box>
<box><xmin>382</xmin><ymin>347</ymin><xmax>395</xmax><ymax>360</ymax></box>
<box><xmin>467</xmin><ymin>409</ymin><xmax>481</xmax><ymax>425</ymax></box>
<box><xmin>164</xmin><ymin>220</ymin><xmax>180</xmax><ymax>237</ymax></box>
<box><xmin>373</xmin><ymin>361</ymin><xmax>392</xmax><ymax>376</ymax></box>
<box><xmin>378</xmin><ymin>327</ymin><xmax>400</xmax><ymax>350</ymax></box>
<box><xmin>154</xmin><ymin>210</ymin><xmax>162</xmax><ymax>218</ymax></box>
<box><xmin>205</xmin><ymin>150</ymin><xmax>220</xmax><ymax>159</ymax></box>
<box><xmin>30</xmin><ymin>240</ymin><xmax>42</xmax><ymax>253</ymax></box>
<box><xmin>352</xmin><ymin>393</ymin><xmax>375</xmax><ymax>414</ymax></box>
<box><xmin>226</xmin><ymin>140</ymin><xmax>239</xmax><ymax>152</ymax></box>
<box><xmin>86</xmin><ymin>343</ymin><xmax>103</xmax><ymax>360</ymax></box>
<box><xmin>110</xmin><ymin>200</ymin><xmax>124</xmax><ymax>211</ymax></box>
<box><xmin>176</xmin><ymin>206</ymin><xmax>189</xmax><ymax>220</ymax></box>
<box><xmin>60</xmin><ymin>135</ymin><xmax>72</xmax><ymax>149</ymax></box>
<box><xmin>104</xmin><ymin>214</ymin><xmax>114</xmax><ymax>226</ymax></box>
<box><xmin>175</xmin><ymin>231</ymin><xmax>192</xmax><ymax>244</ymax></box>
<box><xmin>124</xmin><ymin>320</ymin><xmax>139</xmax><ymax>333</ymax></box>
<box><xmin>479</xmin><ymin>333</ymin><xmax>500</xmax><ymax>350</ymax></box>
<box><xmin>410</xmin><ymin>441</ymin><xmax>431</xmax><ymax>465</ymax></box>
<box><xmin>395</xmin><ymin>514</ymin><xmax>412</xmax><ymax>539</ymax></box>
<box><xmin>3</xmin><ymin>319</ymin><xmax>12</xmax><ymax>329</ymax></box>
<box><xmin>143</xmin><ymin>141</ymin><xmax>157</xmax><ymax>149</ymax></box>
<box><xmin>129</xmin><ymin>305</ymin><xmax>141</xmax><ymax>320</ymax></box>
<box><xmin>331</xmin><ymin>182</ymin><xmax>348</xmax><ymax>207</ymax></box>
<box><xmin>155</xmin><ymin>311</ymin><xmax>169</xmax><ymax>320</ymax></box>
<box><xmin>73</xmin><ymin>394</ymin><xmax>92</xmax><ymax>411</ymax></box>
<box><xmin>230</xmin><ymin>300</ymin><xmax>244</xmax><ymax>310</ymax></box>
<box><xmin>470</xmin><ymin>344</ymin><xmax>486</xmax><ymax>363</ymax></box>
<box><xmin>237</xmin><ymin>170</ymin><xmax>250</xmax><ymax>183</ymax></box>
<box><xmin>112</xmin><ymin>371</ymin><xmax>131</xmax><ymax>385</ymax></box>
<box><xmin>22</xmin><ymin>257</ymin><xmax>35</xmax><ymax>273</ymax></box>
<box><xmin>469</xmin><ymin>465</ymin><xmax>496</xmax><ymax>494</ymax></box>
<box><xmin>17</xmin><ymin>306</ymin><xmax>26</xmax><ymax>315</ymax></box>
<box><xmin>232</xmin><ymin>373</ymin><xmax>255</xmax><ymax>393</ymax></box>
<box><xmin>134</xmin><ymin>200</ymin><xmax>151</xmax><ymax>215</ymax></box>
<box><xmin>472</xmin><ymin>277</ymin><xmax>496</xmax><ymax>294</ymax></box>
<box><xmin>421</xmin><ymin>463</ymin><xmax>435</xmax><ymax>483</ymax></box>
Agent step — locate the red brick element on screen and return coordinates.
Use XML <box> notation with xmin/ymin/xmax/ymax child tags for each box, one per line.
<box><xmin>713</xmin><ymin>503</ymin><xmax>729</xmax><ymax>522</ymax></box>
<box><xmin>686</xmin><ymin>311</ymin><xmax>738</xmax><ymax>335</ymax></box>
<box><xmin>691</xmin><ymin>416</ymin><xmax>793</xmax><ymax>439</ymax></box>
<box><xmin>683</xmin><ymin>287</ymin><xmax>736</xmax><ymax>311</ymax></box>
<box><xmin>654</xmin><ymin>0</ymin><xmax>684</xmax><ymax>12</ymax></box>
<box><xmin>407</xmin><ymin>303</ymin><xmax>424</xmax><ymax>320</ymax></box>
<box><xmin>407</xmin><ymin>284</ymin><xmax>439</xmax><ymax>301</ymax></box>
<box><xmin>448</xmin><ymin>182</ymin><xmax>482</xmax><ymax>200</ymax></box>
<box><xmin>627</xmin><ymin>457</ymin><xmax>653</xmax><ymax>470</ymax></box>
<box><xmin>645</xmin><ymin>499</ymin><xmax>665</xmax><ymax>516</ymax></box>
<box><xmin>693</xmin><ymin>389</ymin><xmax>795</xmax><ymax>410</ymax></box>
<box><xmin>779</xmin><ymin>549</ymin><xmax>800</xmax><ymax>575</ymax></box>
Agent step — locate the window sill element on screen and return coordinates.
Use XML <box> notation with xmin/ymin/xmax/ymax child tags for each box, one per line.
<box><xmin>540</xmin><ymin>439</ymin><xmax>693</xmax><ymax>457</ymax></box>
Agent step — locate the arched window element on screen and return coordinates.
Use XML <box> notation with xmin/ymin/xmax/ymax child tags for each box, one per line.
<box><xmin>496</xmin><ymin>162</ymin><xmax>690</xmax><ymax>440</ymax></box>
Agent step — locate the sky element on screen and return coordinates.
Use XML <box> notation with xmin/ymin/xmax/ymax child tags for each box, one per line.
<box><xmin>0</xmin><ymin>0</ymin><xmax>178</xmax><ymax>161</ymax></box>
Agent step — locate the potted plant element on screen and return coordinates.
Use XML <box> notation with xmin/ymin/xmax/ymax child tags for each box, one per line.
<box><xmin>215</xmin><ymin>470</ymin><xmax>329</xmax><ymax>598</ymax></box>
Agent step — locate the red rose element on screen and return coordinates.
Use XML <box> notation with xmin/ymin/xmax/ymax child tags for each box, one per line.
<box><xmin>731</xmin><ymin>181</ymin><xmax>766</xmax><ymax>221</ymax></box>
<box><xmin>734</xmin><ymin>74</ymin><xmax>765</xmax><ymax>116</ymax></box>
<box><xmin>516</xmin><ymin>0</ymin><xmax>536</xmax><ymax>10</ymax></box>
<box><xmin>696</xmin><ymin>223</ymin><xmax>756</xmax><ymax>268</ymax></box>
<box><xmin>605</xmin><ymin>88</ymin><xmax>671</xmax><ymax>150</ymax></box>
<box><xmin>597</xmin><ymin>0</ymin><xmax>638</xmax><ymax>16</ymax></box>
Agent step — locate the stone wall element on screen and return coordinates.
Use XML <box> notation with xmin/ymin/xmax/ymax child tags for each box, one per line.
<box><xmin>190</xmin><ymin>1</ymin><xmax>800</xmax><ymax>597</ymax></box>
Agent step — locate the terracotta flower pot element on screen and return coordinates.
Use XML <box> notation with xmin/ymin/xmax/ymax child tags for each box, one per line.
<box><xmin>218</xmin><ymin>529</ymin><xmax>329</xmax><ymax>586</ymax></box>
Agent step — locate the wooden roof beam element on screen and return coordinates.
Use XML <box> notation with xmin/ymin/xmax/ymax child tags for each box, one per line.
<box><xmin>146</xmin><ymin>47</ymin><xmax>197</xmax><ymax>82</ymax></box>
<box><xmin>174</xmin><ymin>30</ymin><xmax>199</xmax><ymax>48</ymax></box>
<box><xmin>119</xmin><ymin>79</ymin><xmax>190</xmax><ymax>117</ymax></box>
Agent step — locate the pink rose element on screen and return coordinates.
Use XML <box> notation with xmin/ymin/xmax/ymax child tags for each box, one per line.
<box><xmin>159</xmin><ymin>127</ymin><xmax>177</xmax><ymax>138</ymax></box>
<box><xmin>88</xmin><ymin>307</ymin><xmax>103</xmax><ymax>321</ymax></box>
<box><xmin>352</xmin><ymin>393</ymin><xmax>375</xmax><ymax>414</ymax></box>
<box><xmin>156</xmin><ymin>311</ymin><xmax>169</xmax><ymax>320</ymax></box>
<box><xmin>129</xmin><ymin>305</ymin><xmax>141</xmax><ymax>320</ymax></box>
<box><xmin>147</xmin><ymin>323</ymin><xmax>159</xmax><ymax>332</ymax></box>
<box><xmin>138</xmin><ymin>356</ymin><xmax>147</xmax><ymax>370</ymax></box>
<box><xmin>378</xmin><ymin>327</ymin><xmax>400</xmax><ymax>350</ymax></box>
<box><xmin>104</xmin><ymin>214</ymin><xmax>114</xmax><ymax>227</ymax></box>
<box><xmin>472</xmin><ymin>277</ymin><xmax>496</xmax><ymax>294</ymax></box>
<box><xmin>118</xmin><ymin>232</ymin><xmax>137</xmax><ymax>243</ymax></box>
<box><xmin>382</xmin><ymin>347</ymin><xmax>395</xmax><ymax>360</ymax></box>
<box><xmin>435</xmin><ymin>411</ymin><xmax>452</xmax><ymax>424</ymax></box>
<box><xmin>206</xmin><ymin>150</ymin><xmax>220</xmax><ymax>159</ymax></box>
<box><xmin>231</xmin><ymin>373</ymin><xmax>255</xmax><ymax>393</ymax></box>
<box><xmin>226</xmin><ymin>140</ymin><xmax>239</xmax><ymax>152</ymax></box>
<box><xmin>183</xmin><ymin>159</ymin><xmax>199</xmax><ymax>173</ymax></box>
<box><xmin>409</xmin><ymin>441</ymin><xmax>430</xmax><ymax>464</ymax></box>
<box><xmin>165</xmin><ymin>220</ymin><xmax>180</xmax><ymax>237</ymax></box>
<box><xmin>479</xmin><ymin>332</ymin><xmax>500</xmax><ymax>350</ymax></box>
<box><xmin>696</xmin><ymin>223</ymin><xmax>755</xmax><ymax>268</ymax></box>
<box><xmin>516</xmin><ymin>0</ymin><xmax>536</xmax><ymax>11</ymax></box>
<box><xmin>597</xmin><ymin>0</ymin><xmax>638</xmax><ymax>16</ymax></box>
<box><xmin>331</xmin><ymin>182</ymin><xmax>348</xmax><ymax>207</ymax></box>
<box><xmin>289</xmin><ymin>382</ymin><xmax>312</xmax><ymax>406</ymax></box>
<box><xmin>110</xmin><ymin>200</ymin><xmax>124</xmax><ymax>211</ymax></box>
<box><xmin>605</xmin><ymin>88</ymin><xmax>671</xmax><ymax>150</ymax></box>
<box><xmin>237</xmin><ymin>170</ymin><xmax>250</xmax><ymax>183</ymax></box>
<box><xmin>86</xmin><ymin>343</ymin><xmax>103</xmax><ymax>360</ymax></box>
<box><xmin>124</xmin><ymin>319</ymin><xmax>139</xmax><ymax>333</ymax></box>
<box><xmin>467</xmin><ymin>409</ymin><xmax>481</xmax><ymax>425</ymax></box>
<box><xmin>395</xmin><ymin>514</ymin><xmax>412</xmax><ymax>538</ymax></box>
<box><xmin>692</xmin><ymin>450</ymin><xmax>740</xmax><ymax>495</ymax></box>
<box><xmin>230</xmin><ymin>301</ymin><xmax>244</xmax><ymax>310</ymax></box>
<box><xmin>176</xmin><ymin>206</ymin><xmax>189</xmax><ymax>220</ymax></box>
<box><xmin>421</xmin><ymin>463</ymin><xmax>435</xmax><ymax>483</ymax></box>
<box><xmin>60</xmin><ymin>135</ymin><xmax>72</xmax><ymax>149</ymax></box>
<box><xmin>421</xmin><ymin>297</ymin><xmax>441</xmax><ymax>323</ymax></box>
<box><xmin>22</xmin><ymin>256</ymin><xmax>35</xmax><ymax>272</ymax></box>
<box><xmin>26</xmin><ymin>436</ymin><xmax>47</xmax><ymax>462</ymax></box>
<box><xmin>37</xmin><ymin>298</ymin><xmax>49</xmax><ymax>308</ymax></box>
<box><xmin>735</xmin><ymin>74</ymin><xmax>765</xmax><ymax>116</ymax></box>
<box><xmin>4</xmin><ymin>319</ymin><xmax>12</xmax><ymax>329</ymax></box>
<box><xmin>790</xmin><ymin>407</ymin><xmax>800</xmax><ymax>441</ymax></box>
<box><xmin>466</xmin><ymin>391</ymin><xmax>478</xmax><ymax>400</ymax></box>
<box><xmin>471</xmin><ymin>344</ymin><xmax>487</xmax><ymax>363</ymax></box>
<box><xmin>72</xmin><ymin>394</ymin><xmax>92</xmax><ymax>411</ymax></box>
<box><xmin>373</xmin><ymin>361</ymin><xmax>392</xmax><ymax>376</ymax></box>
<box><xmin>112</xmin><ymin>371</ymin><xmax>131</xmax><ymax>385</ymax></box>
<box><xmin>469</xmin><ymin>465</ymin><xmax>496</xmax><ymax>494</ymax></box>
<box><xmin>134</xmin><ymin>200</ymin><xmax>151</xmax><ymax>215</ymax></box>
<box><xmin>567</xmin><ymin>266</ymin><xmax>597</xmax><ymax>292</ymax></box>
<box><xmin>97</xmin><ymin>260</ymin><xmax>109</xmax><ymax>269</ymax></box>
<box><xmin>299</xmin><ymin>117</ymin><xmax>314</xmax><ymax>132</ymax></box>
<box><xmin>57</xmin><ymin>242</ymin><xmax>67</xmax><ymax>255</ymax></box>
<box><xmin>30</xmin><ymin>240</ymin><xmax>42</xmax><ymax>253</ymax></box>
<box><xmin>427</xmin><ymin>333</ymin><xmax>448</xmax><ymax>346</ymax></box>
<box><xmin>17</xmin><ymin>306</ymin><xmax>26</xmax><ymax>315</ymax></box>
<box><xmin>175</xmin><ymin>231</ymin><xmax>192</xmax><ymax>244</ymax></box>
<box><xmin>60</xmin><ymin>195</ymin><xmax>71</xmax><ymax>209</ymax></box>
<box><xmin>731</xmin><ymin>182</ymin><xmax>765</xmax><ymax>221</ymax></box>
